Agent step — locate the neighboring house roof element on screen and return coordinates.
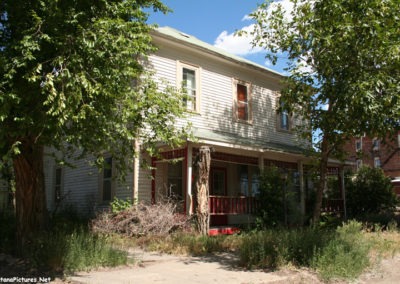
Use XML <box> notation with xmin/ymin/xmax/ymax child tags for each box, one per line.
<box><xmin>152</xmin><ymin>26</ymin><xmax>284</xmax><ymax>80</ymax></box>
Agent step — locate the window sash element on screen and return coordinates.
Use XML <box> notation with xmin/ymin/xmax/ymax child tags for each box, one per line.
<box><xmin>182</xmin><ymin>66</ymin><xmax>198</xmax><ymax>111</ymax></box>
<box><xmin>235</xmin><ymin>81</ymin><xmax>251</xmax><ymax>122</ymax></box>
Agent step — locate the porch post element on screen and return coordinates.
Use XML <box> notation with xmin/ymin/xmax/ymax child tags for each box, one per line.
<box><xmin>258</xmin><ymin>154</ymin><xmax>264</xmax><ymax>172</ymax></box>
<box><xmin>186</xmin><ymin>144</ymin><xmax>193</xmax><ymax>215</ymax></box>
<box><xmin>298</xmin><ymin>160</ymin><xmax>305</xmax><ymax>223</ymax></box>
<box><xmin>340</xmin><ymin>166</ymin><xmax>347</xmax><ymax>220</ymax></box>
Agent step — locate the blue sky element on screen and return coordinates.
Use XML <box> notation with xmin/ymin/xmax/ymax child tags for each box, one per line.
<box><xmin>147</xmin><ymin>0</ymin><xmax>289</xmax><ymax>75</ymax></box>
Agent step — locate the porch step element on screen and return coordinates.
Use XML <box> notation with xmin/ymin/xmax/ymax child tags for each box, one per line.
<box><xmin>208</xmin><ymin>226</ymin><xmax>240</xmax><ymax>236</ymax></box>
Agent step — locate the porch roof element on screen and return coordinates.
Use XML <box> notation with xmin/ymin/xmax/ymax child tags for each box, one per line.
<box><xmin>192</xmin><ymin>128</ymin><xmax>306</xmax><ymax>155</ymax></box>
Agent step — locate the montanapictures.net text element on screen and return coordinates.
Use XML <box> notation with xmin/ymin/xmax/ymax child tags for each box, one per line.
<box><xmin>0</xmin><ymin>277</ymin><xmax>51</xmax><ymax>283</ymax></box>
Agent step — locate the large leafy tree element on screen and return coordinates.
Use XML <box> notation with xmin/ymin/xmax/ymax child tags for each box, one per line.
<box><xmin>0</xmin><ymin>0</ymin><xmax>188</xmax><ymax>246</ymax></box>
<box><xmin>249</xmin><ymin>0</ymin><xmax>400</xmax><ymax>223</ymax></box>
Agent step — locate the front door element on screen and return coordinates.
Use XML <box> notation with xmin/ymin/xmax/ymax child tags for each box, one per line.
<box><xmin>210</xmin><ymin>167</ymin><xmax>228</xmax><ymax>226</ymax></box>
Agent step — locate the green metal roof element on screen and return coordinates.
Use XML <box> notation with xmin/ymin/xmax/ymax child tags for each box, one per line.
<box><xmin>193</xmin><ymin>128</ymin><xmax>305</xmax><ymax>155</ymax></box>
<box><xmin>153</xmin><ymin>26</ymin><xmax>285</xmax><ymax>79</ymax></box>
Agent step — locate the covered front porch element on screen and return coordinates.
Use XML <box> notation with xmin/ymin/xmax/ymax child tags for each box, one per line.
<box><xmin>151</xmin><ymin>141</ymin><xmax>346</xmax><ymax>226</ymax></box>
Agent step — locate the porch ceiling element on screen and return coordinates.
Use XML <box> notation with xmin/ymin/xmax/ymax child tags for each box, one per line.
<box><xmin>192</xmin><ymin>128</ymin><xmax>306</xmax><ymax>155</ymax></box>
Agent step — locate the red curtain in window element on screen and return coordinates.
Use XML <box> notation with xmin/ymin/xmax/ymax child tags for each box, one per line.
<box><xmin>237</xmin><ymin>84</ymin><xmax>247</xmax><ymax>120</ymax></box>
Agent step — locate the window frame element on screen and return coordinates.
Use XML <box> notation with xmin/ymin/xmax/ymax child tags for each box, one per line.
<box><xmin>374</xmin><ymin>157</ymin><xmax>381</xmax><ymax>168</ymax></box>
<box><xmin>233</xmin><ymin>79</ymin><xmax>252</xmax><ymax>123</ymax></box>
<box><xmin>372</xmin><ymin>138</ymin><xmax>380</xmax><ymax>151</ymax></box>
<box><xmin>355</xmin><ymin>139</ymin><xmax>362</xmax><ymax>152</ymax></box>
<box><xmin>276</xmin><ymin>96</ymin><xmax>292</xmax><ymax>132</ymax></box>
<box><xmin>99</xmin><ymin>156</ymin><xmax>115</xmax><ymax>203</ymax></box>
<box><xmin>177</xmin><ymin>61</ymin><xmax>201</xmax><ymax>113</ymax></box>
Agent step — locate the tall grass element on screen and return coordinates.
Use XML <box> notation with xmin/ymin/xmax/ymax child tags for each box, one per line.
<box><xmin>311</xmin><ymin>220</ymin><xmax>371</xmax><ymax>281</ymax></box>
<box><xmin>26</xmin><ymin>226</ymin><xmax>128</xmax><ymax>273</ymax></box>
<box><xmin>239</xmin><ymin>221</ymin><xmax>373</xmax><ymax>281</ymax></box>
<box><xmin>239</xmin><ymin>227</ymin><xmax>331</xmax><ymax>269</ymax></box>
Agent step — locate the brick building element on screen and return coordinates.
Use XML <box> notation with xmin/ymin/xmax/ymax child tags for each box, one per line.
<box><xmin>343</xmin><ymin>131</ymin><xmax>400</xmax><ymax>197</ymax></box>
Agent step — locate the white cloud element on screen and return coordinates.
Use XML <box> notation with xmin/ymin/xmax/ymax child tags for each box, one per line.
<box><xmin>213</xmin><ymin>24</ymin><xmax>263</xmax><ymax>56</ymax></box>
<box><xmin>241</xmin><ymin>14</ymin><xmax>252</xmax><ymax>21</ymax></box>
<box><xmin>214</xmin><ymin>0</ymin><xmax>295</xmax><ymax>57</ymax></box>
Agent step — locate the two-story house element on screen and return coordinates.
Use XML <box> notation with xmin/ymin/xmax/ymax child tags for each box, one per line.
<box><xmin>42</xmin><ymin>27</ymin><xmax>346</xmax><ymax>226</ymax></box>
<box><xmin>343</xmin><ymin>131</ymin><xmax>400</xmax><ymax>197</ymax></box>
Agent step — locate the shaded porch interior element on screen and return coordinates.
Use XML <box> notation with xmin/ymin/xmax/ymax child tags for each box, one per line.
<box><xmin>151</xmin><ymin>146</ymin><xmax>346</xmax><ymax>227</ymax></box>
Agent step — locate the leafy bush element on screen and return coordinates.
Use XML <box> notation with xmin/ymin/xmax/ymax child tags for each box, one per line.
<box><xmin>111</xmin><ymin>197</ymin><xmax>133</xmax><ymax>213</ymax></box>
<box><xmin>347</xmin><ymin>166</ymin><xmax>398</xmax><ymax>217</ymax></box>
<box><xmin>256</xmin><ymin>166</ymin><xmax>285</xmax><ymax>227</ymax></box>
<box><xmin>92</xmin><ymin>200</ymin><xmax>190</xmax><ymax>237</ymax></box>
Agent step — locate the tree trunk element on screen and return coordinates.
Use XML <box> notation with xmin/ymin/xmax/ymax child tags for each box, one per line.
<box><xmin>195</xmin><ymin>146</ymin><xmax>211</xmax><ymax>235</ymax></box>
<box><xmin>13</xmin><ymin>139</ymin><xmax>47</xmax><ymax>250</ymax></box>
<box><xmin>312</xmin><ymin>135</ymin><xmax>329</xmax><ymax>225</ymax></box>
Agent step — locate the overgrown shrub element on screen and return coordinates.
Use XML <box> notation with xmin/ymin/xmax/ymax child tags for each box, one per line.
<box><xmin>25</xmin><ymin>226</ymin><xmax>127</xmax><ymax>273</ymax></box>
<box><xmin>347</xmin><ymin>166</ymin><xmax>398</xmax><ymax>217</ymax></box>
<box><xmin>91</xmin><ymin>200</ymin><xmax>190</xmax><ymax>237</ymax></box>
<box><xmin>256</xmin><ymin>166</ymin><xmax>285</xmax><ymax>227</ymax></box>
<box><xmin>239</xmin><ymin>227</ymin><xmax>331</xmax><ymax>269</ymax></box>
<box><xmin>312</xmin><ymin>220</ymin><xmax>371</xmax><ymax>281</ymax></box>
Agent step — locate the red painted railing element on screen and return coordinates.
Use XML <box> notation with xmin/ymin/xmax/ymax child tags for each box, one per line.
<box><xmin>209</xmin><ymin>196</ymin><xmax>259</xmax><ymax>215</ymax></box>
<box><xmin>321</xmin><ymin>199</ymin><xmax>344</xmax><ymax>213</ymax></box>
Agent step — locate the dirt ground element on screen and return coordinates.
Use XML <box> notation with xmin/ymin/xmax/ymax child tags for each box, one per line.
<box><xmin>51</xmin><ymin>249</ymin><xmax>400</xmax><ymax>284</ymax></box>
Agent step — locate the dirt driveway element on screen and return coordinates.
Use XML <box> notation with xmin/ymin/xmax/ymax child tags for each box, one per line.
<box><xmin>58</xmin><ymin>250</ymin><xmax>400</xmax><ymax>284</ymax></box>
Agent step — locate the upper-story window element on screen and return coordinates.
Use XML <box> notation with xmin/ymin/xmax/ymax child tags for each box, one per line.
<box><xmin>177</xmin><ymin>61</ymin><xmax>200</xmax><ymax>112</ymax></box>
<box><xmin>233</xmin><ymin>79</ymin><xmax>252</xmax><ymax>123</ymax></box>
<box><xmin>277</xmin><ymin>98</ymin><xmax>291</xmax><ymax>131</ymax></box>
<box><xmin>355</xmin><ymin>139</ymin><xmax>362</xmax><ymax>152</ymax></box>
<box><xmin>372</xmin><ymin>138</ymin><xmax>380</xmax><ymax>151</ymax></box>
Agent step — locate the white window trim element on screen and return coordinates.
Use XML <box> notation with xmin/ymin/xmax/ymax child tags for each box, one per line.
<box><xmin>232</xmin><ymin>78</ymin><xmax>252</xmax><ymax>124</ymax></box>
<box><xmin>176</xmin><ymin>61</ymin><xmax>201</xmax><ymax>113</ymax></box>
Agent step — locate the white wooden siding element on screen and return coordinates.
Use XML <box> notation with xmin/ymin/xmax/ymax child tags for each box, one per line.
<box><xmin>149</xmin><ymin>40</ymin><xmax>301</xmax><ymax>148</ymax></box>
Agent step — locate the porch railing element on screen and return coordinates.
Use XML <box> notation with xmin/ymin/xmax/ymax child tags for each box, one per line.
<box><xmin>321</xmin><ymin>199</ymin><xmax>344</xmax><ymax>213</ymax></box>
<box><xmin>209</xmin><ymin>196</ymin><xmax>259</xmax><ymax>215</ymax></box>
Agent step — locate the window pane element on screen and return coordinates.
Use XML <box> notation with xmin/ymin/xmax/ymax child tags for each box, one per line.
<box><xmin>281</xmin><ymin>112</ymin><xmax>289</xmax><ymax>130</ymax></box>
<box><xmin>183</xmin><ymin>68</ymin><xmax>196</xmax><ymax>110</ymax></box>
<box><xmin>168</xmin><ymin>162</ymin><xmax>183</xmax><ymax>200</ymax></box>
<box><xmin>212</xmin><ymin>170</ymin><xmax>226</xmax><ymax>196</ymax></box>
<box><xmin>103</xmin><ymin>180</ymin><xmax>112</xmax><ymax>201</ymax></box>
<box><xmin>104</xmin><ymin>157</ymin><xmax>112</xmax><ymax>178</ymax></box>
<box><xmin>237</xmin><ymin>84</ymin><xmax>247</xmax><ymax>102</ymax></box>
<box><xmin>237</xmin><ymin>84</ymin><xmax>248</xmax><ymax>120</ymax></box>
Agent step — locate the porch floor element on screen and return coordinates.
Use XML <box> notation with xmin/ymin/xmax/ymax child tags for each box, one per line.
<box><xmin>208</xmin><ymin>226</ymin><xmax>240</xmax><ymax>236</ymax></box>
